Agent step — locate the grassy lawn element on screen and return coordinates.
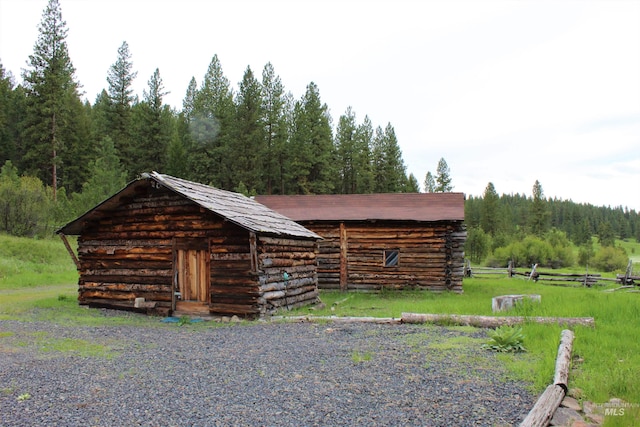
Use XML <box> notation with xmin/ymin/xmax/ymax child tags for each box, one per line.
<box><xmin>1</xmin><ymin>233</ymin><xmax>639</xmax><ymax>425</ymax></box>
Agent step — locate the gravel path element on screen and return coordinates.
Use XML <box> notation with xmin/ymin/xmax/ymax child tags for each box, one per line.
<box><xmin>0</xmin><ymin>317</ymin><xmax>535</xmax><ymax>426</ymax></box>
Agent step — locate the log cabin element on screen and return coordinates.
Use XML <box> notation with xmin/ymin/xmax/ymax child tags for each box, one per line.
<box><xmin>255</xmin><ymin>193</ymin><xmax>466</xmax><ymax>292</ymax></box>
<box><xmin>57</xmin><ymin>172</ymin><xmax>321</xmax><ymax>317</ymax></box>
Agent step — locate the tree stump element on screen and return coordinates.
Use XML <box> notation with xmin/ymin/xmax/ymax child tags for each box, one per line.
<box><xmin>492</xmin><ymin>294</ymin><xmax>541</xmax><ymax>312</ymax></box>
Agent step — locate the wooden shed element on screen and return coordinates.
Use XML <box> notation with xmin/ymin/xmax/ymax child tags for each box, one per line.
<box><xmin>57</xmin><ymin>172</ymin><xmax>321</xmax><ymax>317</ymax></box>
<box><xmin>255</xmin><ymin>193</ymin><xmax>466</xmax><ymax>292</ymax></box>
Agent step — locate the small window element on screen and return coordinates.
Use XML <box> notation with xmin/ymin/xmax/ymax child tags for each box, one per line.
<box><xmin>384</xmin><ymin>249</ymin><xmax>399</xmax><ymax>267</ymax></box>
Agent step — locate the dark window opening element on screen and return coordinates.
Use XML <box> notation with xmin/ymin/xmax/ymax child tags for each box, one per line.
<box><xmin>384</xmin><ymin>249</ymin><xmax>399</xmax><ymax>267</ymax></box>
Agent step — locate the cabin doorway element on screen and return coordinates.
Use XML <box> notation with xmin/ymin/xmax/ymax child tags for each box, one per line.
<box><xmin>173</xmin><ymin>239</ymin><xmax>210</xmax><ymax>314</ymax></box>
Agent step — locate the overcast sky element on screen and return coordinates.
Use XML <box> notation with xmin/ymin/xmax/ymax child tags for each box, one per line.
<box><xmin>1</xmin><ymin>0</ymin><xmax>639</xmax><ymax>210</ymax></box>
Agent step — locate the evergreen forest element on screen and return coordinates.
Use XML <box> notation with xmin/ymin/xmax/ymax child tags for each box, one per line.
<box><xmin>1</xmin><ymin>0</ymin><xmax>638</xmax><ymax>273</ymax></box>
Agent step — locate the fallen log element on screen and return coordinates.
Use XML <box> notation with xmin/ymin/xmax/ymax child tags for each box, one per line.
<box><xmin>400</xmin><ymin>313</ymin><xmax>595</xmax><ymax>328</ymax></box>
<box><xmin>553</xmin><ymin>329</ymin><xmax>574</xmax><ymax>389</ymax></box>
<box><xmin>268</xmin><ymin>315</ymin><xmax>401</xmax><ymax>324</ymax></box>
<box><xmin>520</xmin><ymin>329</ymin><xmax>575</xmax><ymax>427</ymax></box>
<box><xmin>520</xmin><ymin>384</ymin><xmax>566</xmax><ymax>427</ymax></box>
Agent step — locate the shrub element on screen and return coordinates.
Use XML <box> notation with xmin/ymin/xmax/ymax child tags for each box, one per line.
<box><xmin>592</xmin><ymin>246</ymin><xmax>628</xmax><ymax>272</ymax></box>
<box><xmin>0</xmin><ymin>161</ymin><xmax>51</xmax><ymax>237</ymax></box>
<box><xmin>466</xmin><ymin>227</ymin><xmax>491</xmax><ymax>264</ymax></box>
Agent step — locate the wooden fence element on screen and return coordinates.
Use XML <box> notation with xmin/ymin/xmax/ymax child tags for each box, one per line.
<box><xmin>465</xmin><ymin>260</ymin><xmax>637</xmax><ymax>287</ymax></box>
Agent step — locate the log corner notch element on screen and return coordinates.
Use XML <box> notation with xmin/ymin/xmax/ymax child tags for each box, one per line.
<box><xmin>58</xmin><ymin>232</ymin><xmax>80</xmax><ymax>270</ymax></box>
<box><xmin>520</xmin><ymin>329</ymin><xmax>575</xmax><ymax>427</ymax></box>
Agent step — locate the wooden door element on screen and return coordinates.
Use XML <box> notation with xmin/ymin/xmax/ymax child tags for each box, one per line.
<box><xmin>174</xmin><ymin>239</ymin><xmax>210</xmax><ymax>314</ymax></box>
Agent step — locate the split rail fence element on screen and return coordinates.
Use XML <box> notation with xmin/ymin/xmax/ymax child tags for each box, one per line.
<box><xmin>465</xmin><ymin>260</ymin><xmax>638</xmax><ymax>287</ymax></box>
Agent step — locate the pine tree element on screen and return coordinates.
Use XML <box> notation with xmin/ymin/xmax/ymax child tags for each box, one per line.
<box><xmin>106</xmin><ymin>41</ymin><xmax>137</xmax><ymax>177</ymax></box>
<box><xmin>371</xmin><ymin>125</ymin><xmax>386</xmax><ymax>192</ymax></box>
<box><xmin>165</xmin><ymin>112</ymin><xmax>191</xmax><ymax>178</ymax></box>
<box><xmin>0</xmin><ymin>63</ymin><xmax>19</xmax><ymax>165</ymax></box>
<box><xmin>335</xmin><ymin>107</ymin><xmax>358</xmax><ymax>193</ymax></box>
<box><xmin>353</xmin><ymin>116</ymin><xmax>374</xmax><ymax>193</ymax></box>
<box><xmin>232</xmin><ymin>66</ymin><xmax>264</xmax><ymax>193</ymax></box>
<box><xmin>21</xmin><ymin>0</ymin><xmax>84</xmax><ymax>199</ymax></box>
<box><xmin>480</xmin><ymin>182</ymin><xmax>500</xmax><ymax>236</ymax></box>
<box><xmin>435</xmin><ymin>157</ymin><xmax>453</xmax><ymax>192</ymax></box>
<box><xmin>378</xmin><ymin>123</ymin><xmax>406</xmax><ymax>192</ymax></box>
<box><xmin>191</xmin><ymin>54</ymin><xmax>235</xmax><ymax>187</ymax></box>
<box><xmin>423</xmin><ymin>171</ymin><xmax>435</xmax><ymax>193</ymax></box>
<box><xmin>260</xmin><ymin>63</ymin><xmax>287</xmax><ymax>194</ymax></box>
<box><xmin>70</xmin><ymin>136</ymin><xmax>127</xmax><ymax>216</ymax></box>
<box><xmin>529</xmin><ymin>179</ymin><xmax>549</xmax><ymax>236</ymax></box>
<box><xmin>405</xmin><ymin>173</ymin><xmax>420</xmax><ymax>192</ymax></box>
<box><xmin>289</xmin><ymin>82</ymin><xmax>334</xmax><ymax>194</ymax></box>
<box><xmin>182</xmin><ymin>77</ymin><xmax>198</xmax><ymax>120</ymax></box>
<box><xmin>130</xmin><ymin>68</ymin><xmax>172</xmax><ymax>175</ymax></box>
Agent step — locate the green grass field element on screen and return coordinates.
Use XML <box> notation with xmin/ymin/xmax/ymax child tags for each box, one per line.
<box><xmin>1</xmin><ymin>233</ymin><xmax>639</xmax><ymax>425</ymax></box>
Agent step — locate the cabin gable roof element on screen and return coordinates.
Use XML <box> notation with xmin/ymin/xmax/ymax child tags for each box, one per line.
<box><xmin>255</xmin><ymin>193</ymin><xmax>465</xmax><ymax>222</ymax></box>
<box><xmin>57</xmin><ymin>172</ymin><xmax>320</xmax><ymax>239</ymax></box>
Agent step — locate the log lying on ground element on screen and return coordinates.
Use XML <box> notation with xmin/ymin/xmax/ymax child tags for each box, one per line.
<box><xmin>520</xmin><ymin>329</ymin><xmax>575</xmax><ymax>427</ymax></box>
<box><xmin>520</xmin><ymin>384</ymin><xmax>566</xmax><ymax>427</ymax></box>
<box><xmin>267</xmin><ymin>315</ymin><xmax>401</xmax><ymax>324</ymax></box>
<box><xmin>400</xmin><ymin>313</ymin><xmax>595</xmax><ymax>328</ymax></box>
<box><xmin>553</xmin><ymin>329</ymin><xmax>574</xmax><ymax>389</ymax></box>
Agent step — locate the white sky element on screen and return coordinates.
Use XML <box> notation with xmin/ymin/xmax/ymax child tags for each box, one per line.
<box><xmin>1</xmin><ymin>0</ymin><xmax>639</xmax><ymax>210</ymax></box>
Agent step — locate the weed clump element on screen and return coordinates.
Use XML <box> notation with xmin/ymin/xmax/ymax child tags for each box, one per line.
<box><xmin>483</xmin><ymin>326</ymin><xmax>526</xmax><ymax>353</ymax></box>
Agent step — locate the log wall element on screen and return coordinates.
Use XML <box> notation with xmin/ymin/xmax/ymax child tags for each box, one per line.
<box><xmin>75</xmin><ymin>184</ymin><xmax>320</xmax><ymax>317</ymax></box>
<box><xmin>303</xmin><ymin>221</ymin><xmax>466</xmax><ymax>292</ymax></box>
<box><xmin>77</xmin><ymin>188</ymin><xmax>210</xmax><ymax>315</ymax></box>
<box><xmin>257</xmin><ymin>236</ymin><xmax>320</xmax><ymax>315</ymax></box>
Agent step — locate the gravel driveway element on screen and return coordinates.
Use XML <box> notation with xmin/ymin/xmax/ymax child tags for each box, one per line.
<box><xmin>0</xmin><ymin>317</ymin><xmax>534</xmax><ymax>426</ymax></box>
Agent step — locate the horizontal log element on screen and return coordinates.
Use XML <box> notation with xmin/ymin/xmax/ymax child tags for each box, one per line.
<box><xmin>261</xmin><ymin>258</ymin><xmax>315</xmax><ymax>268</ymax></box>
<box><xmin>211</xmin><ymin>253</ymin><xmax>251</xmax><ymax>261</ymax></box>
<box><xmin>82</xmin><ymin>275</ymin><xmax>173</xmax><ymax>285</ymax></box>
<box><xmin>259</xmin><ymin>251</ymin><xmax>316</xmax><ymax>260</ymax></box>
<box><xmin>80</xmin><ymin>268</ymin><xmax>172</xmax><ymax>277</ymax></box>
<box><xmin>259</xmin><ymin>277</ymin><xmax>316</xmax><ymax>292</ymax></box>
<box><xmin>85</xmin><ymin>231</ymin><xmax>216</xmax><ymax>240</ymax></box>
<box><xmin>258</xmin><ymin>236</ymin><xmax>317</xmax><ymax>247</ymax></box>
<box><xmin>553</xmin><ymin>329</ymin><xmax>574</xmax><ymax>389</ymax></box>
<box><xmin>400</xmin><ymin>313</ymin><xmax>595</xmax><ymax>328</ymax></box>
<box><xmin>270</xmin><ymin>315</ymin><xmax>401</xmax><ymax>324</ymax></box>
<box><xmin>520</xmin><ymin>384</ymin><xmax>566</xmax><ymax>427</ymax></box>
<box><xmin>80</xmin><ymin>282</ymin><xmax>170</xmax><ymax>293</ymax></box>
<box><xmin>80</xmin><ymin>260</ymin><xmax>170</xmax><ymax>270</ymax></box>
<box><xmin>80</xmin><ymin>290</ymin><xmax>139</xmax><ymax>301</ymax></box>
<box><xmin>79</xmin><ymin>238</ymin><xmax>173</xmax><ymax>247</ymax></box>
<box><xmin>208</xmin><ymin>303</ymin><xmax>260</xmax><ymax>316</ymax></box>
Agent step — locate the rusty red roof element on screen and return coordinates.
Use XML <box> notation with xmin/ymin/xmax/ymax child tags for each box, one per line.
<box><xmin>255</xmin><ymin>193</ymin><xmax>465</xmax><ymax>222</ymax></box>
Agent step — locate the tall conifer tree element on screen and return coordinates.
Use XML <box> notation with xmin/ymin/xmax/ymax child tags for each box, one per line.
<box><xmin>289</xmin><ymin>82</ymin><xmax>334</xmax><ymax>194</ymax></box>
<box><xmin>435</xmin><ymin>157</ymin><xmax>453</xmax><ymax>192</ymax></box>
<box><xmin>353</xmin><ymin>116</ymin><xmax>374</xmax><ymax>193</ymax></box>
<box><xmin>106</xmin><ymin>41</ymin><xmax>137</xmax><ymax>176</ymax></box>
<box><xmin>21</xmin><ymin>0</ymin><xmax>84</xmax><ymax>199</ymax></box>
<box><xmin>480</xmin><ymin>182</ymin><xmax>500</xmax><ymax>236</ymax></box>
<box><xmin>130</xmin><ymin>68</ymin><xmax>172</xmax><ymax>175</ymax></box>
<box><xmin>233</xmin><ymin>66</ymin><xmax>264</xmax><ymax>193</ymax></box>
<box><xmin>260</xmin><ymin>62</ymin><xmax>287</xmax><ymax>194</ymax></box>
<box><xmin>191</xmin><ymin>54</ymin><xmax>235</xmax><ymax>187</ymax></box>
<box><xmin>335</xmin><ymin>107</ymin><xmax>358</xmax><ymax>193</ymax></box>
